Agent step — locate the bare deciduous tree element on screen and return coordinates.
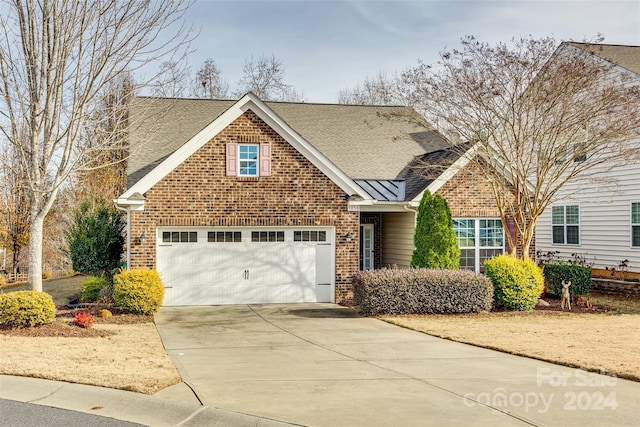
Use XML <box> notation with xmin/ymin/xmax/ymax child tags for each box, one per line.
<box><xmin>150</xmin><ymin>59</ymin><xmax>192</xmax><ymax>98</ymax></box>
<box><xmin>0</xmin><ymin>138</ymin><xmax>30</xmax><ymax>274</ymax></box>
<box><xmin>0</xmin><ymin>0</ymin><xmax>193</xmax><ymax>291</ymax></box>
<box><xmin>192</xmin><ymin>58</ymin><xmax>229</xmax><ymax>99</ymax></box>
<box><xmin>415</xmin><ymin>36</ymin><xmax>640</xmax><ymax>258</ymax></box>
<box><xmin>235</xmin><ymin>54</ymin><xmax>303</xmax><ymax>101</ymax></box>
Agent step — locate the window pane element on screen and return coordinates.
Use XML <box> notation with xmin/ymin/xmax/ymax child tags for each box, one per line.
<box><xmin>163</xmin><ymin>232</ymin><xmax>171</xmax><ymax>243</ymax></box>
<box><xmin>234</xmin><ymin>232</ymin><xmax>242</xmax><ymax>242</ymax></box>
<box><xmin>276</xmin><ymin>231</ymin><xmax>284</xmax><ymax>242</ymax></box>
<box><xmin>318</xmin><ymin>231</ymin><xmax>326</xmax><ymax>242</ymax></box>
<box><xmin>171</xmin><ymin>232</ymin><xmax>180</xmax><ymax>243</ymax></box>
<box><xmin>189</xmin><ymin>232</ymin><xmax>198</xmax><ymax>242</ymax></box>
<box><xmin>251</xmin><ymin>231</ymin><xmax>259</xmax><ymax>242</ymax></box>
<box><xmin>239</xmin><ymin>145</ymin><xmax>258</xmax><ymax>160</ymax></box>
<box><xmin>633</xmin><ymin>226</ymin><xmax>640</xmax><ymax>247</ymax></box>
<box><xmin>294</xmin><ymin>231</ymin><xmax>301</xmax><ymax>241</ymax></box>
<box><xmin>565</xmin><ymin>206</ymin><xmax>579</xmax><ymax>224</ymax></box>
<box><xmin>454</xmin><ymin>219</ymin><xmax>475</xmax><ymax>247</ymax></box>
<box><xmin>552</xmin><ymin>206</ymin><xmax>564</xmax><ymax>224</ymax></box>
<box><xmin>566</xmin><ymin>226</ymin><xmax>579</xmax><ymax>244</ymax></box>
<box><xmin>479</xmin><ymin>249</ymin><xmax>502</xmax><ymax>273</ymax></box>
<box><xmin>632</xmin><ymin>203</ymin><xmax>640</xmax><ymax>224</ymax></box>
<box><xmin>459</xmin><ymin>248</ymin><xmax>475</xmax><ymax>270</ymax></box>
<box><xmin>552</xmin><ymin>226</ymin><xmax>565</xmax><ymax>244</ymax></box>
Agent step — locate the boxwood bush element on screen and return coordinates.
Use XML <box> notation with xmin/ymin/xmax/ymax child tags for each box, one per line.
<box><xmin>543</xmin><ymin>263</ymin><xmax>591</xmax><ymax>299</ymax></box>
<box><xmin>81</xmin><ymin>276</ymin><xmax>111</xmax><ymax>302</ymax></box>
<box><xmin>0</xmin><ymin>290</ymin><xmax>56</xmax><ymax>327</ymax></box>
<box><xmin>484</xmin><ymin>255</ymin><xmax>544</xmax><ymax>311</ymax></box>
<box><xmin>113</xmin><ymin>269</ymin><xmax>164</xmax><ymax>315</ymax></box>
<box><xmin>352</xmin><ymin>268</ymin><xmax>493</xmax><ymax>315</ymax></box>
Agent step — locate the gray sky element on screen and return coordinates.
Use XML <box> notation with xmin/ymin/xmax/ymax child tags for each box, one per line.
<box><xmin>181</xmin><ymin>0</ymin><xmax>640</xmax><ymax>102</ymax></box>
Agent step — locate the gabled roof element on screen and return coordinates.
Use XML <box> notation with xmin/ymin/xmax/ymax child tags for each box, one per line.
<box><xmin>566</xmin><ymin>42</ymin><xmax>640</xmax><ymax>76</ymax></box>
<box><xmin>125</xmin><ymin>95</ymin><xmax>450</xmax><ymax>192</ymax></box>
<box><xmin>119</xmin><ymin>93</ymin><xmax>371</xmax><ymax>204</ymax></box>
<box><xmin>119</xmin><ymin>93</ymin><xmax>464</xmax><ymax>208</ymax></box>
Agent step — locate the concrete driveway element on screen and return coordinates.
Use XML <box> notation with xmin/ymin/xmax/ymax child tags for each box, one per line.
<box><xmin>155</xmin><ymin>304</ymin><xmax>640</xmax><ymax>427</ymax></box>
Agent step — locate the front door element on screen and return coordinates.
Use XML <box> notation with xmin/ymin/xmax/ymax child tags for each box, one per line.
<box><xmin>360</xmin><ymin>224</ymin><xmax>374</xmax><ymax>271</ymax></box>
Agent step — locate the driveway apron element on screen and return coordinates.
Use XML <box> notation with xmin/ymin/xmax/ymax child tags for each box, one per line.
<box><xmin>154</xmin><ymin>304</ymin><xmax>640</xmax><ymax>427</ymax></box>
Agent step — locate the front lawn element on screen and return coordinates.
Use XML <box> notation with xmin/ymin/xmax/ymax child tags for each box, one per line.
<box><xmin>381</xmin><ymin>294</ymin><xmax>640</xmax><ymax>382</ymax></box>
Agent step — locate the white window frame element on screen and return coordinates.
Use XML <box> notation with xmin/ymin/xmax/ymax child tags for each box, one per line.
<box><xmin>632</xmin><ymin>202</ymin><xmax>640</xmax><ymax>248</ymax></box>
<box><xmin>454</xmin><ymin>218</ymin><xmax>505</xmax><ymax>273</ymax></box>
<box><xmin>238</xmin><ymin>144</ymin><xmax>259</xmax><ymax>177</ymax></box>
<box><xmin>552</xmin><ymin>204</ymin><xmax>580</xmax><ymax>245</ymax></box>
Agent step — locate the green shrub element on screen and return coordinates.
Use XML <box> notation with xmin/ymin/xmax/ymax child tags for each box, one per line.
<box><xmin>0</xmin><ymin>291</ymin><xmax>56</xmax><ymax>327</ymax></box>
<box><xmin>353</xmin><ymin>268</ymin><xmax>493</xmax><ymax>315</ymax></box>
<box><xmin>411</xmin><ymin>191</ymin><xmax>460</xmax><ymax>269</ymax></box>
<box><xmin>81</xmin><ymin>276</ymin><xmax>111</xmax><ymax>302</ymax></box>
<box><xmin>65</xmin><ymin>202</ymin><xmax>125</xmax><ymax>277</ymax></box>
<box><xmin>543</xmin><ymin>263</ymin><xmax>592</xmax><ymax>299</ymax></box>
<box><xmin>484</xmin><ymin>254</ymin><xmax>544</xmax><ymax>311</ymax></box>
<box><xmin>113</xmin><ymin>269</ymin><xmax>164</xmax><ymax>315</ymax></box>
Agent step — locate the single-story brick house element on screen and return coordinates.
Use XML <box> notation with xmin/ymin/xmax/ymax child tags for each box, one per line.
<box><xmin>116</xmin><ymin>93</ymin><xmax>509</xmax><ymax>305</ymax></box>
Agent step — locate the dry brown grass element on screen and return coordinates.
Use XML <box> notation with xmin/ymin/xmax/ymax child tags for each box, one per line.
<box><xmin>0</xmin><ymin>321</ymin><xmax>181</xmax><ymax>394</ymax></box>
<box><xmin>382</xmin><ymin>307</ymin><xmax>640</xmax><ymax>382</ymax></box>
<box><xmin>0</xmin><ymin>275</ymin><xmax>181</xmax><ymax>394</ymax></box>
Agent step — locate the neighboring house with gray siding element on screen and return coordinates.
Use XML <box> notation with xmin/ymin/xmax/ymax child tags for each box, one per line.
<box><xmin>535</xmin><ymin>43</ymin><xmax>640</xmax><ymax>274</ymax></box>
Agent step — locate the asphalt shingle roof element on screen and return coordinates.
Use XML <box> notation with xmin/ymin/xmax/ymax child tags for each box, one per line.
<box><xmin>566</xmin><ymin>42</ymin><xmax>640</xmax><ymax>76</ymax></box>
<box><xmin>126</xmin><ymin>97</ymin><xmax>451</xmax><ymax>194</ymax></box>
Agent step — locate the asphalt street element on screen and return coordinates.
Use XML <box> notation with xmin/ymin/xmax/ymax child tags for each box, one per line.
<box><xmin>0</xmin><ymin>399</ymin><xmax>147</xmax><ymax>427</ymax></box>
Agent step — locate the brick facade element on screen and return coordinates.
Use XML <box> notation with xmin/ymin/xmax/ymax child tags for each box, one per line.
<box><xmin>437</xmin><ymin>162</ymin><xmax>535</xmax><ymax>258</ymax></box>
<box><xmin>129</xmin><ymin>110</ymin><xmax>360</xmax><ymax>303</ymax></box>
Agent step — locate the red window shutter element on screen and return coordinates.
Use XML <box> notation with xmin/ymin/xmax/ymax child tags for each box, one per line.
<box><xmin>226</xmin><ymin>143</ymin><xmax>237</xmax><ymax>176</ymax></box>
<box><xmin>260</xmin><ymin>144</ymin><xmax>271</xmax><ymax>176</ymax></box>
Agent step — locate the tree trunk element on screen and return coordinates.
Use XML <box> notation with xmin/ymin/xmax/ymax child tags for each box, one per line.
<box><xmin>28</xmin><ymin>214</ymin><xmax>44</xmax><ymax>292</ymax></box>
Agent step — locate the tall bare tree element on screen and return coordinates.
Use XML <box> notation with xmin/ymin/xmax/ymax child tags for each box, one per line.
<box><xmin>192</xmin><ymin>57</ymin><xmax>228</xmax><ymax>99</ymax></box>
<box><xmin>0</xmin><ymin>137</ymin><xmax>30</xmax><ymax>274</ymax></box>
<box><xmin>0</xmin><ymin>0</ymin><xmax>193</xmax><ymax>291</ymax></box>
<box><xmin>150</xmin><ymin>59</ymin><xmax>192</xmax><ymax>98</ymax></box>
<box><xmin>235</xmin><ymin>54</ymin><xmax>303</xmax><ymax>101</ymax></box>
<box><xmin>414</xmin><ymin>36</ymin><xmax>640</xmax><ymax>258</ymax></box>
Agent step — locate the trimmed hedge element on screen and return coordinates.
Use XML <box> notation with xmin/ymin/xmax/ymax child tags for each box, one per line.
<box><xmin>81</xmin><ymin>276</ymin><xmax>111</xmax><ymax>302</ymax></box>
<box><xmin>484</xmin><ymin>255</ymin><xmax>544</xmax><ymax>311</ymax></box>
<box><xmin>0</xmin><ymin>291</ymin><xmax>56</xmax><ymax>327</ymax></box>
<box><xmin>353</xmin><ymin>268</ymin><xmax>493</xmax><ymax>315</ymax></box>
<box><xmin>543</xmin><ymin>263</ymin><xmax>591</xmax><ymax>299</ymax></box>
<box><xmin>113</xmin><ymin>269</ymin><xmax>164</xmax><ymax>315</ymax></box>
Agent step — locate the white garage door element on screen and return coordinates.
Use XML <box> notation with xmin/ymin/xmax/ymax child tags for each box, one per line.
<box><xmin>156</xmin><ymin>228</ymin><xmax>334</xmax><ymax>306</ymax></box>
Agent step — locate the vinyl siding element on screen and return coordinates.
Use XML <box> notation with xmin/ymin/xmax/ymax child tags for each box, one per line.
<box><xmin>536</xmin><ymin>138</ymin><xmax>640</xmax><ymax>272</ymax></box>
<box><xmin>381</xmin><ymin>212</ymin><xmax>416</xmax><ymax>268</ymax></box>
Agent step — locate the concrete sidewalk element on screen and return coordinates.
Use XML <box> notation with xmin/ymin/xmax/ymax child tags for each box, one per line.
<box><xmin>155</xmin><ymin>304</ymin><xmax>640</xmax><ymax>427</ymax></box>
<box><xmin>0</xmin><ymin>375</ymin><xmax>292</xmax><ymax>426</ymax></box>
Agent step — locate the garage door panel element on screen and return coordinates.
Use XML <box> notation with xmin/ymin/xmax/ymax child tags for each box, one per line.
<box><xmin>157</xmin><ymin>228</ymin><xmax>333</xmax><ymax>306</ymax></box>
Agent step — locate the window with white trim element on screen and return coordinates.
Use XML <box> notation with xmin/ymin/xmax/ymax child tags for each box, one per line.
<box><xmin>632</xmin><ymin>203</ymin><xmax>640</xmax><ymax>247</ymax></box>
<box><xmin>454</xmin><ymin>218</ymin><xmax>504</xmax><ymax>273</ymax></box>
<box><xmin>239</xmin><ymin>144</ymin><xmax>259</xmax><ymax>176</ymax></box>
<box><xmin>162</xmin><ymin>231</ymin><xmax>198</xmax><ymax>243</ymax></box>
<box><xmin>225</xmin><ymin>142</ymin><xmax>271</xmax><ymax>177</ymax></box>
<box><xmin>552</xmin><ymin>205</ymin><xmax>580</xmax><ymax>245</ymax></box>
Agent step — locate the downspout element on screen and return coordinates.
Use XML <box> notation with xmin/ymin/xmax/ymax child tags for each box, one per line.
<box><xmin>114</xmin><ymin>203</ymin><xmax>131</xmax><ymax>271</ymax></box>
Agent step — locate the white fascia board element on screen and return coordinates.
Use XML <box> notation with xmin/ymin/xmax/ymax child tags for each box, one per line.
<box><xmin>246</xmin><ymin>94</ymin><xmax>370</xmax><ymax>200</ymax></box>
<box><xmin>118</xmin><ymin>93</ymin><xmax>370</xmax><ymax>202</ymax></box>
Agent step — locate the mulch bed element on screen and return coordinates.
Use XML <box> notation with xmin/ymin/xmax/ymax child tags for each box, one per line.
<box><xmin>0</xmin><ymin>306</ymin><xmax>153</xmax><ymax>338</ymax></box>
